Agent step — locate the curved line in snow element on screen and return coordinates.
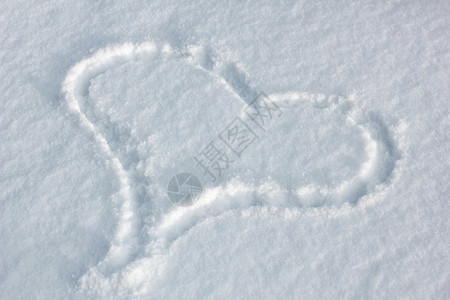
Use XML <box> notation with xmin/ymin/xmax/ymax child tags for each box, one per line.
<box><xmin>62</xmin><ymin>42</ymin><xmax>399</xmax><ymax>272</ymax></box>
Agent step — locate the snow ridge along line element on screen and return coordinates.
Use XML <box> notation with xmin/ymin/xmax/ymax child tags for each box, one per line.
<box><xmin>63</xmin><ymin>43</ymin><xmax>159</xmax><ymax>272</ymax></box>
<box><xmin>62</xmin><ymin>42</ymin><xmax>400</xmax><ymax>274</ymax></box>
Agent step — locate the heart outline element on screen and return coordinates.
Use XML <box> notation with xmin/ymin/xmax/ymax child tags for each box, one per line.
<box><xmin>62</xmin><ymin>42</ymin><xmax>400</xmax><ymax>275</ymax></box>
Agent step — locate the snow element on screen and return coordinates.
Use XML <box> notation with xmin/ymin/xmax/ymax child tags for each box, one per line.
<box><xmin>1</xmin><ymin>0</ymin><xmax>449</xmax><ymax>299</ymax></box>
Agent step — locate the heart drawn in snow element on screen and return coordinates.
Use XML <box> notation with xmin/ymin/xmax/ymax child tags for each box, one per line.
<box><xmin>63</xmin><ymin>42</ymin><xmax>399</xmax><ymax>274</ymax></box>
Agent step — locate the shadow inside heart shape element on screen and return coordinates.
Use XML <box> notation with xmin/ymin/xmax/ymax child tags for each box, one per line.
<box><xmin>62</xmin><ymin>42</ymin><xmax>400</xmax><ymax>275</ymax></box>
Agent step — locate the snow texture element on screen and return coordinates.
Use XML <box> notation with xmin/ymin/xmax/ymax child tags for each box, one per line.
<box><xmin>1</xmin><ymin>0</ymin><xmax>449</xmax><ymax>299</ymax></box>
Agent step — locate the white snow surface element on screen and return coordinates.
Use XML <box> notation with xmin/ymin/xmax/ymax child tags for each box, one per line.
<box><xmin>1</xmin><ymin>1</ymin><xmax>449</xmax><ymax>299</ymax></box>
